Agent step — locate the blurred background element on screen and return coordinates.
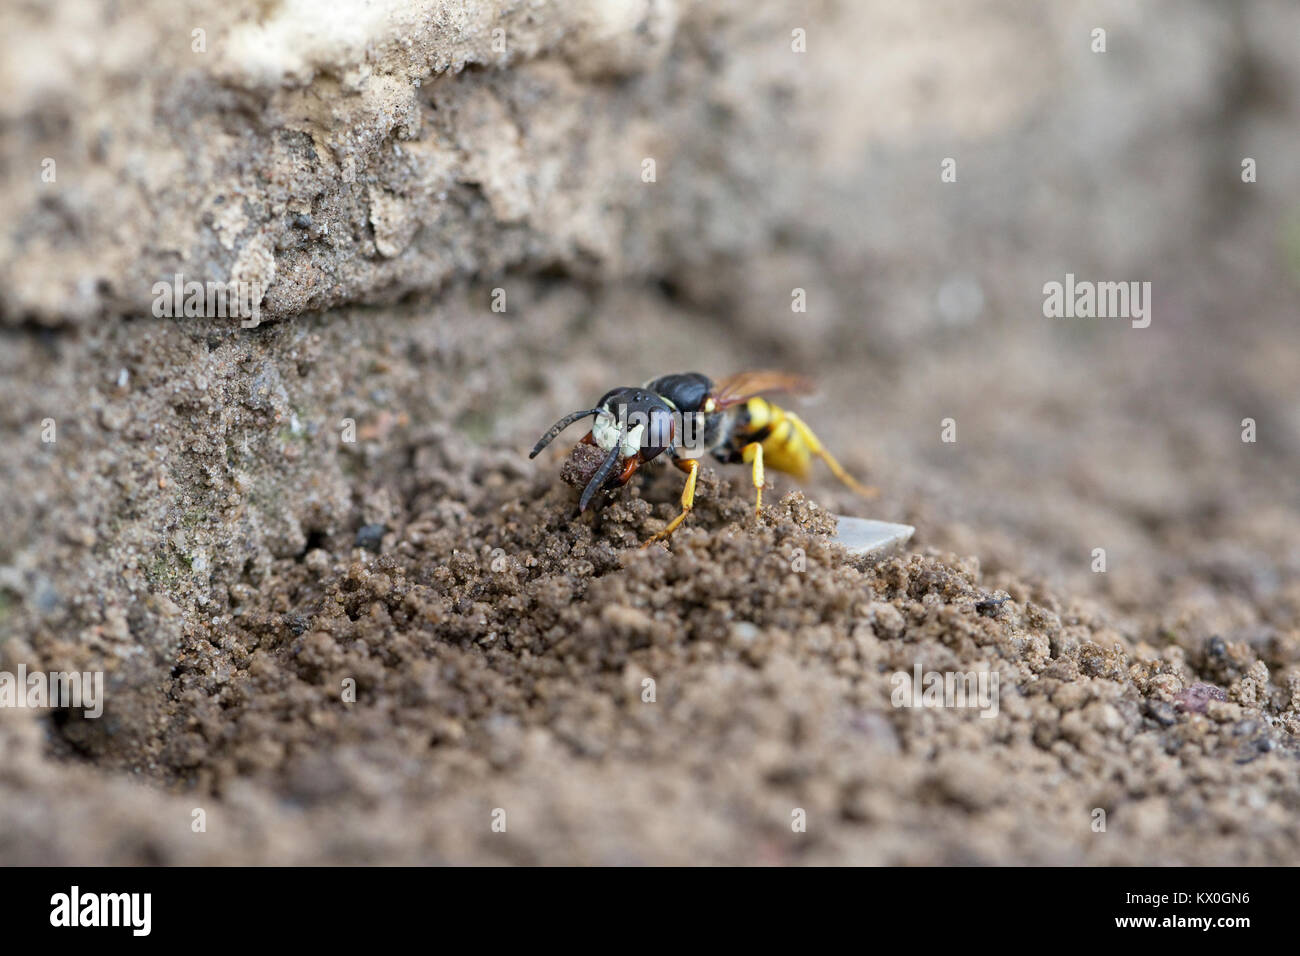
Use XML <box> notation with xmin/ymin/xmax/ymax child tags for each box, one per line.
<box><xmin>0</xmin><ymin>0</ymin><xmax>1298</xmax><ymax>863</ymax></box>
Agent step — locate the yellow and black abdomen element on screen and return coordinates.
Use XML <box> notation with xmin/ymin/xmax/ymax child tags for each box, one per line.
<box><xmin>728</xmin><ymin>397</ymin><xmax>813</xmax><ymax>478</ymax></box>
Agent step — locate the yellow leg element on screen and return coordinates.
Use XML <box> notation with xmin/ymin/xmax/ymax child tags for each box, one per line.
<box><xmin>741</xmin><ymin>441</ymin><xmax>765</xmax><ymax>516</ymax></box>
<box><xmin>642</xmin><ymin>458</ymin><xmax>699</xmax><ymax>547</ymax></box>
<box><xmin>785</xmin><ymin>412</ymin><xmax>878</xmax><ymax>498</ymax></box>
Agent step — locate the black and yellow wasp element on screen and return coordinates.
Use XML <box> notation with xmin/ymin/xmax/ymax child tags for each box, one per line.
<box><xmin>530</xmin><ymin>371</ymin><xmax>875</xmax><ymax>545</ymax></box>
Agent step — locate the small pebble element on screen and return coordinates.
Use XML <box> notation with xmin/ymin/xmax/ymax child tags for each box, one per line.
<box><xmin>355</xmin><ymin>523</ymin><xmax>388</xmax><ymax>551</ymax></box>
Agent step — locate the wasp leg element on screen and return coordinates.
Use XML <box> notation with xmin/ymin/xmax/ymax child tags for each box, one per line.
<box><xmin>784</xmin><ymin>412</ymin><xmax>879</xmax><ymax>498</ymax></box>
<box><xmin>641</xmin><ymin>457</ymin><xmax>699</xmax><ymax>547</ymax></box>
<box><xmin>741</xmin><ymin>441</ymin><xmax>765</xmax><ymax>516</ymax></box>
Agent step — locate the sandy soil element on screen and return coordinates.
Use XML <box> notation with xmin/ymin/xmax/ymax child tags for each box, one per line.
<box><xmin>2</xmin><ymin>264</ymin><xmax>1299</xmax><ymax>865</ymax></box>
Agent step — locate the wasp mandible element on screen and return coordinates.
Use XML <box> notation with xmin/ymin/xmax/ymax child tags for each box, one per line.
<box><xmin>530</xmin><ymin>371</ymin><xmax>876</xmax><ymax>545</ymax></box>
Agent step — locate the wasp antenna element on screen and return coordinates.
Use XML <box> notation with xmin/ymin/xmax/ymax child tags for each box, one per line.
<box><xmin>530</xmin><ymin>408</ymin><xmax>602</xmax><ymax>458</ymax></box>
<box><xmin>578</xmin><ymin>443</ymin><xmax>623</xmax><ymax>513</ymax></box>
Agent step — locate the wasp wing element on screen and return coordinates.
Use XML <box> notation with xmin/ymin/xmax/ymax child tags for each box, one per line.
<box><xmin>710</xmin><ymin>370</ymin><xmax>816</xmax><ymax>409</ymax></box>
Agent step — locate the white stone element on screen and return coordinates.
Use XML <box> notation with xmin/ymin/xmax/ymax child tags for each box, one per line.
<box><xmin>832</xmin><ymin>516</ymin><xmax>915</xmax><ymax>557</ymax></box>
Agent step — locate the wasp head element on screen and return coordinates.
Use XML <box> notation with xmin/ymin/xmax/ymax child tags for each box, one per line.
<box><xmin>591</xmin><ymin>388</ymin><xmax>676</xmax><ymax>462</ymax></box>
<box><xmin>530</xmin><ymin>387</ymin><xmax>677</xmax><ymax>514</ymax></box>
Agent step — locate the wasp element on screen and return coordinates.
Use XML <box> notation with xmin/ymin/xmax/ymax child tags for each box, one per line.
<box><xmin>530</xmin><ymin>371</ymin><xmax>876</xmax><ymax>545</ymax></box>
